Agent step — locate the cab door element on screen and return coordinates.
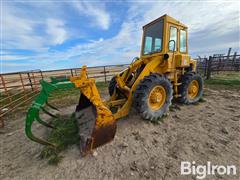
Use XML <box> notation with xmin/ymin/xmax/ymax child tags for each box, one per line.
<box><xmin>168</xmin><ymin>25</ymin><xmax>190</xmax><ymax>68</ymax></box>
<box><xmin>168</xmin><ymin>25</ymin><xmax>179</xmax><ymax>53</ymax></box>
<box><xmin>166</xmin><ymin>24</ymin><xmax>179</xmax><ymax>70</ymax></box>
<box><xmin>176</xmin><ymin>27</ymin><xmax>191</xmax><ymax>67</ymax></box>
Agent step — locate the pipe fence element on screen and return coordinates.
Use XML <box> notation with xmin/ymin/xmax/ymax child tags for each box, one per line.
<box><xmin>0</xmin><ymin>64</ymin><xmax>128</xmax><ymax>127</ymax></box>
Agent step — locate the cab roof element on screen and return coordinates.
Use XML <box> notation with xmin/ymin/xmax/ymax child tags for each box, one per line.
<box><xmin>143</xmin><ymin>14</ymin><xmax>188</xmax><ymax>29</ymax></box>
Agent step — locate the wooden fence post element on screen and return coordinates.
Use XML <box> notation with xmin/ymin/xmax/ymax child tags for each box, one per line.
<box><xmin>227</xmin><ymin>48</ymin><xmax>231</xmax><ymax>61</ymax></box>
<box><xmin>217</xmin><ymin>57</ymin><xmax>221</xmax><ymax>73</ymax></box>
<box><xmin>204</xmin><ymin>58</ymin><xmax>207</xmax><ymax>77</ymax></box>
<box><xmin>232</xmin><ymin>52</ymin><xmax>237</xmax><ymax>71</ymax></box>
<box><xmin>236</xmin><ymin>57</ymin><xmax>240</xmax><ymax>71</ymax></box>
<box><xmin>206</xmin><ymin>56</ymin><xmax>212</xmax><ymax>80</ymax></box>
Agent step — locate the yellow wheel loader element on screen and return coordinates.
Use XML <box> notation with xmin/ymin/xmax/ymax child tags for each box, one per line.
<box><xmin>25</xmin><ymin>14</ymin><xmax>203</xmax><ymax>155</ymax></box>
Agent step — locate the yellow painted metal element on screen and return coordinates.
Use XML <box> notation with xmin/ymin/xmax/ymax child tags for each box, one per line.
<box><xmin>105</xmin><ymin>99</ymin><xmax>126</xmax><ymax>107</ymax></box>
<box><xmin>70</xmin><ymin>66</ymin><xmax>115</xmax><ymax>128</ymax></box>
<box><xmin>188</xmin><ymin>80</ymin><xmax>199</xmax><ymax>99</ymax></box>
<box><xmin>175</xmin><ymin>54</ymin><xmax>191</xmax><ymax>67</ymax></box>
<box><xmin>173</xmin><ymin>70</ymin><xmax>181</xmax><ymax>98</ymax></box>
<box><xmin>115</xmin><ymin>74</ymin><xmax>126</xmax><ymax>88</ymax></box>
<box><xmin>115</xmin><ymin>75</ymin><xmax>130</xmax><ymax>94</ymax></box>
<box><xmin>148</xmin><ymin>85</ymin><xmax>166</xmax><ymax>111</ymax></box>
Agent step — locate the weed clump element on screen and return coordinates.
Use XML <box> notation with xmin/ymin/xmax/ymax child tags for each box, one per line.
<box><xmin>40</xmin><ymin>114</ymin><xmax>79</xmax><ymax>165</ymax></box>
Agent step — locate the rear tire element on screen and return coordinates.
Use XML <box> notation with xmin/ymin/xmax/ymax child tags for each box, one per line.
<box><xmin>177</xmin><ymin>73</ymin><xmax>203</xmax><ymax>104</ymax></box>
<box><xmin>134</xmin><ymin>74</ymin><xmax>173</xmax><ymax>121</ymax></box>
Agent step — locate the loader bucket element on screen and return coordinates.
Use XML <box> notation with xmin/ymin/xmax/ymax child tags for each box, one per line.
<box><xmin>75</xmin><ymin>94</ymin><xmax>116</xmax><ymax>155</ymax></box>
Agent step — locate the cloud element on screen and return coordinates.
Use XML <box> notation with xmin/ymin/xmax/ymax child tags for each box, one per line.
<box><xmin>2</xmin><ymin>62</ymin><xmax>32</xmax><ymax>67</ymax></box>
<box><xmin>0</xmin><ymin>50</ymin><xmax>11</xmax><ymax>55</ymax></box>
<box><xmin>2</xmin><ymin>0</ymin><xmax>110</xmax><ymax>53</ymax></box>
<box><xmin>2</xmin><ymin>2</ymin><xmax>69</xmax><ymax>51</ymax></box>
<box><xmin>66</xmin><ymin>0</ymin><xmax>239</xmax><ymax>66</ymax></box>
<box><xmin>2</xmin><ymin>8</ymin><xmax>44</xmax><ymax>50</ymax></box>
<box><xmin>58</xmin><ymin>18</ymin><xmax>143</xmax><ymax>67</ymax></box>
<box><xmin>1</xmin><ymin>55</ymin><xmax>30</xmax><ymax>61</ymax></box>
<box><xmin>142</xmin><ymin>1</ymin><xmax>238</xmax><ymax>32</ymax></box>
<box><xmin>73</xmin><ymin>1</ymin><xmax>110</xmax><ymax>30</ymax></box>
<box><xmin>1</xmin><ymin>1</ymin><xmax>239</xmax><ymax>73</ymax></box>
<box><xmin>46</xmin><ymin>18</ymin><xmax>67</xmax><ymax>45</ymax></box>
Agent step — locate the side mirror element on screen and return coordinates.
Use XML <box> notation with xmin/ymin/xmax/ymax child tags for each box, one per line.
<box><xmin>168</xmin><ymin>40</ymin><xmax>176</xmax><ymax>52</ymax></box>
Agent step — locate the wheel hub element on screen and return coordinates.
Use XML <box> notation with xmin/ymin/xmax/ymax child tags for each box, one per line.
<box><xmin>188</xmin><ymin>80</ymin><xmax>199</xmax><ymax>99</ymax></box>
<box><xmin>148</xmin><ymin>85</ymin><xmax>166</xmax><ymax>111</ymax></box>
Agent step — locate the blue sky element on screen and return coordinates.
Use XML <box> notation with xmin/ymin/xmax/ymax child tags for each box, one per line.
<box><xmin>1</xmin><ymin>0</ymin><xmax>239</xmax><ymax>73</ymax></box>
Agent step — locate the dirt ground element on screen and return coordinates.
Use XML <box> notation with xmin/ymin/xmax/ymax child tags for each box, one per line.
<box><xmin>0</xmin><ymin>87</ymin><xmax>240</xmax><ymax>180</ymax></box>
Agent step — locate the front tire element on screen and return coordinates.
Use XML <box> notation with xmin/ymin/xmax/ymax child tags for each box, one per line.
<box><xmin>134</xmin><ymin>74</ymin><xmax>173</xmax><ymax>121</ymax></box>
<box><xmin>177</xmin><ymin>73</ymin><xmax>203</xmax><ymax>104</ymax></box>
<box><xmin>108</xmin><ymin>76</ymin><xmax>117</xmax><ymax>96</ymax></box>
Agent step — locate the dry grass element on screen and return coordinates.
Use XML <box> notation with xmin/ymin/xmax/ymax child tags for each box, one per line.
<box><xmin>39</xmin><ymin>114</ymin><xmax>79</xmax><ymax>165</ymax></box>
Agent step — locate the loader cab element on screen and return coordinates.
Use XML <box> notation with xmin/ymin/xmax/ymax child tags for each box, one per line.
<box><xmin>141</xmin><ymin>14</ymin><xmax>189</xmax><ymax>57</ymax></box>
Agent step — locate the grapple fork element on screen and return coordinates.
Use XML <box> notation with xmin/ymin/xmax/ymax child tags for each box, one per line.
<box><xmin>25</xmin><ymin>78</ymin><xmax>75</xmax><ymax>146</ymax></box>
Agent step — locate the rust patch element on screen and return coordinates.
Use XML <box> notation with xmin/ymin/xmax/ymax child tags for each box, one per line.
<box><xmin>80</xmin><ymin>122</ymin><xmax>117</xmax><ymax>155</ymax></box>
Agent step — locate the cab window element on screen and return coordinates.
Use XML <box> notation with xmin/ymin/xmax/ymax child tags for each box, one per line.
<box><xmin>169</xmin><ymin>26</ymin><xmax>177</xmax><ymax>51</ymax></box>
<box><xmin>143</xmin><ymin>20</ymin><xmax>163</xmax><ymax>55</ymax></box>
<box><xmin>180</xmin><ymin>30</ymin><xmax>187</xmax><ymax>52</ymax></box>
<box><xmin>154</xmin><ymin>38</ymin><xmax>162</xmax><ymax>51</ymax></box>
<box><xmin>144</xmin><ymin>37</ymin><xmax>152</xmax><ymax>54</ymax></box>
